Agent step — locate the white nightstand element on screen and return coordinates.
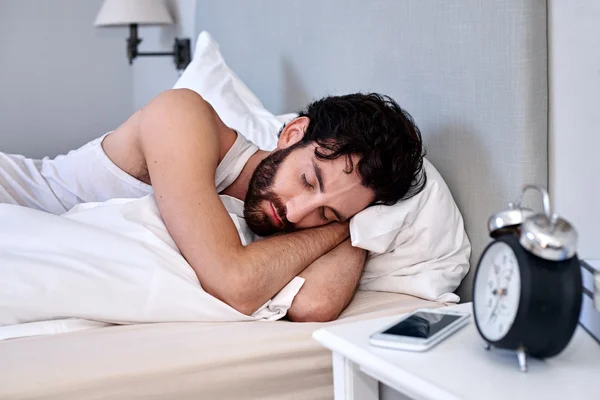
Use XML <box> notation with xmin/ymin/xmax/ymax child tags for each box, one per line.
<box><xmin>313</xmin><ymin>303</ymin><xmax>600</xmax><ymax>400</ymax></box>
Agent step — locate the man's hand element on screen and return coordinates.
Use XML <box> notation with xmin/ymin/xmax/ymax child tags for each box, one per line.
<box><xmin>137</xmin><ymin>89</ymin><xmax>349</xmax><ymax>315</ymax></box>
<box><xmin>287</xmin><ymin>238</ymin><xmax>367</xmax><ymax>322</ymax></box>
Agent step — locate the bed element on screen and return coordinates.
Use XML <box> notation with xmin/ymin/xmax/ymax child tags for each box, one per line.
<box><xmin>0</xmin><ymin>0</ymin><xmax>548</xmax><ymax>399</ymax></box>
<box><xmin>0</xmin><ymin>292</ymin><xmax>444</xmax><ymax>399</ymax></box>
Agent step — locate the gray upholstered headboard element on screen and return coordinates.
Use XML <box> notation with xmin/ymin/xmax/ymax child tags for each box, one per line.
<box><xmin>195</xmin><ymin>0</ymin><xmax>548</xmax><ymax>301</ymax></box>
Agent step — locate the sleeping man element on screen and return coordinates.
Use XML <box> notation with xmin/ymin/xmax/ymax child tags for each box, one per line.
<box><xmin>0</xmin><ymin>89</ymin><xmax>426</xmax><ymax>323</ymax></box>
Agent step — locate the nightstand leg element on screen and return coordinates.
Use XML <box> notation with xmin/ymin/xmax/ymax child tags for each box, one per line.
<box><xmin>332</xmin><ymin>352</ymin><xmax>379</xmax><ymax>400</ymax></box>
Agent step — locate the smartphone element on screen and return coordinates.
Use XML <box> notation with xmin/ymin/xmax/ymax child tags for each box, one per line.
<box><xmin>369</xmin><ymin>308</ymin><xmax>470</xmax><ymax>352</ymax></box>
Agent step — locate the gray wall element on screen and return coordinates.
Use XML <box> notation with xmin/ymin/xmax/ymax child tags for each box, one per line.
<box><xmin>0</xmin><ymin>0</ymin><xmax>133</xmax><ymax>158</ymax></box>
<box><xmin>132</xmin><ymin>0</ymin><xmax>197</xmax><ymax>111</ymax></box>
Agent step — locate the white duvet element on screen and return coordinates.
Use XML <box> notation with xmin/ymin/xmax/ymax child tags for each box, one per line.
<box><xmin>0</xmin><ymin>195</ymin><xmax>305</xmax><ymax>340</ymax></box>
<box><xmin>0</xmin><ymin>160</ymin><xmax>470</xmax><ymax>340</ymax></box>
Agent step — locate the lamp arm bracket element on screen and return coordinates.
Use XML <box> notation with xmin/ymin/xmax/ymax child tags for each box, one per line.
<box><xmin>126</xmin><ymin>24</ymin><xmax>191</xmax><ymax>70</ymax></box>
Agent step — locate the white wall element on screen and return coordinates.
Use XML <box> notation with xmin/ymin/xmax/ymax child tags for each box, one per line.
<box><xmin>0</xmin><ymin>0</ymin><xmax>133</xmax><ymax>158</ymax></box>
<box><xmin>549</xmin><ymin>1</ymin><xmax>600</xmax><ymax>260</ymax></box>
<box><xmin>132</xmin><ymin>0</ymin><xmax>197</xmax><ymax>110</ymax></box>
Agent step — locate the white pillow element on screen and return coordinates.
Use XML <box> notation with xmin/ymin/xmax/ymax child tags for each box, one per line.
<box><xmin>173</xmin><ymin>31</ymin><xmax>471</xmax><ymax>302</ymax></box>
<box><xmin>350</xmin><ymin>159</ymin><xmax>471</xmax><ymax>303</ymax></box>
<box><xmin>173</xmin><ymin>31</ymin><xmax>283</xmax><ymax>150</ymax></box>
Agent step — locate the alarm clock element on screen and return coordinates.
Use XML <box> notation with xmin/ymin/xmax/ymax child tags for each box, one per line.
<box><xmin>472</xmin><ymin>184</ymin><xmax>582</xmax><ymax>372</ymax></box>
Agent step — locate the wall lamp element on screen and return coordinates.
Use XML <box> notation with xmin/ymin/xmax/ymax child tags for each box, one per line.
<box><xmin>94</xmin><ymin>0</ymin><xmax>191</xmax><ymax>70</ymax></box>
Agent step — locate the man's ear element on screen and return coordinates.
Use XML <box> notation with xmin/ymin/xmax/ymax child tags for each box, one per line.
<box><xmin>277</xmin><ymin>117</ymin><xmax>310</xmax><ymax>149</ymax></box>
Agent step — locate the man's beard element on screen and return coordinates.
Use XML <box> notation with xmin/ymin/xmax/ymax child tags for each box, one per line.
<box><xmin>244</xmin><ymin>142</ymin><xmax>305</xmax><ymax>236</ymax></box>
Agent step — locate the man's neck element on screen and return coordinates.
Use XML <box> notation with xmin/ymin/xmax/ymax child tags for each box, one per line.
<box><xmin>219</xmin><ymin>149</ymin><xmax>270</xmax><ymax>201</ymax></box>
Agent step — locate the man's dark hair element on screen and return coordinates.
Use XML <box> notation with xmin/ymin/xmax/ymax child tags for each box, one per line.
<box><xmin>289</xmin><ymin>93</ymin><xmax>427</xmax><ymax>206</ymax></box>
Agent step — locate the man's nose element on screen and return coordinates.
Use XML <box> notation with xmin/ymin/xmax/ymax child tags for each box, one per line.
<box><xmin>285</xmin><ymin>195</ymin><xmax>318</xmax><ymax>224</ymax></box>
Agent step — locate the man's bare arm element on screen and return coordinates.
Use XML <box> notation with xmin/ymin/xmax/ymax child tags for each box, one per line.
<box><xmin>137</xmin><ymin>89</ymin><xmax>348</xmax><ymax>315</ymax></box>
<box><xmin>287</xmin><ymin>238</ymin><xmax>367</xmax><ymax>322</ymax></box>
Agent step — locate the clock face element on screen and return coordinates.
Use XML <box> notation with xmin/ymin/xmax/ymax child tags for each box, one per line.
<box><xmin>474</xmin><ymin>241</ymin><xmax>521</xmax><ymax>342</ymax></box>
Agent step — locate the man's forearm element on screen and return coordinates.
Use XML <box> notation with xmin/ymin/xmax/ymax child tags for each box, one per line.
<box><xmin>287</xmin><ymin>238</ymin><xmax>367</xmax><ymax>322</ymax></box>
<box><xmin>205</xmin><ymin>222</ymin><xmax>349</xmax><ymax>315</ymax></box>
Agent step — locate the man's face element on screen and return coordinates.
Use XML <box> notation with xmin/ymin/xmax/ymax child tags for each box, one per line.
<box><xmin>244</xmin><ymin>140</ymin><xmax>375</xmax><ymax>237</ymax></box>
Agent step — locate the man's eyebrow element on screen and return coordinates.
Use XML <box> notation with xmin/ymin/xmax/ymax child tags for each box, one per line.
<box><xmin>312</xmin><ymin>159</ymin><xmax>347</xmax><ymax>222</ymax></box>
<box><xmin>313</xmin><ymin>159</ymin><xmax>325</xmax><ymax>193</ymax></box>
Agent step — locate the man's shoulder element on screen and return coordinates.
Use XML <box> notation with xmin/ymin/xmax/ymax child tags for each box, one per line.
<box><xmin>159</xmin><ymin>89</ymin><xmax>240</xmax><ymax>165</ymax></box>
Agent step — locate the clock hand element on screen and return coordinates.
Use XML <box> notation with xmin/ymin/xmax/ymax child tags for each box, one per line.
<box><xmin>487</xmin><ymin>260</ymin><xmax>512</xmax><ymax>323</ymax></box>
<box><xmin>493</xmin><ymin>262</ymin><xmax>502</xmax><ymax>287</ymax></box>
<box><xmin>488</xmin><ymin>293</ymin><xmax>502</xmax><ymax>324</ymax></box>
<box><xmin>488</xmin><ymin>287</ymin><xmax>508</xmax><ymax>324</ymax></box>
<box><xmin>493</xmin><ymin>266</ymin><xmax>512</xmax><ymax>317</ymax></box>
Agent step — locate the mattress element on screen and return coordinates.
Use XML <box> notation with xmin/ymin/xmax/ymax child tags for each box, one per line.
<box><xmin>0</xmin><ymin>291</ymin><xmax>445</xmax><ymax>399</ymax></box>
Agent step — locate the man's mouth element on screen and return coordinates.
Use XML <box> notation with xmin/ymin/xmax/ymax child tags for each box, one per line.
<box><xmin>269</xmin><ymin>202</ymin><xmax>284</xmax><ymax>228</ymax></box>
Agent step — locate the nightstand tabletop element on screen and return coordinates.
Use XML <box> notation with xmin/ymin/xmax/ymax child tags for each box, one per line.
<box><xmin>313</xmin><ymin>303</ymin><xmax>600</xmax><ymax>400</ymax></box>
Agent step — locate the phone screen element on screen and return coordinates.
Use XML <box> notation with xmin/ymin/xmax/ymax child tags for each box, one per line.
<box><xmin>382</xmin><ymin>312</ymin><xmax>461</xmax><ymax>339</ymax></box>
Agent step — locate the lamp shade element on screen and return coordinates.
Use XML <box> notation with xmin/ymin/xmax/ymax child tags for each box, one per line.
<box><xmin>94</xmin><ymin>0</ymin><xmax>174</xmax><ymax>26</ymax></box>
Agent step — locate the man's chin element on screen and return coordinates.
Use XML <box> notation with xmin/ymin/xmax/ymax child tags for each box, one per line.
<box><xmin>244</xmin><ymin>204</ymin><xmax>291</xmax><ymax>236</ymax></box>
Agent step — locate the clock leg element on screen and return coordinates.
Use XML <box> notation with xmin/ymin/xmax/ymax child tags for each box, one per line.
<box><xmin>483</xmin><ymin>342</ymin><xmax>491</xmax><ymax>350</ymax></box>
<box><xmin>517</xmin><ymin>348</ymin><xmax>528</xmax><ymax>372</ymax></box>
